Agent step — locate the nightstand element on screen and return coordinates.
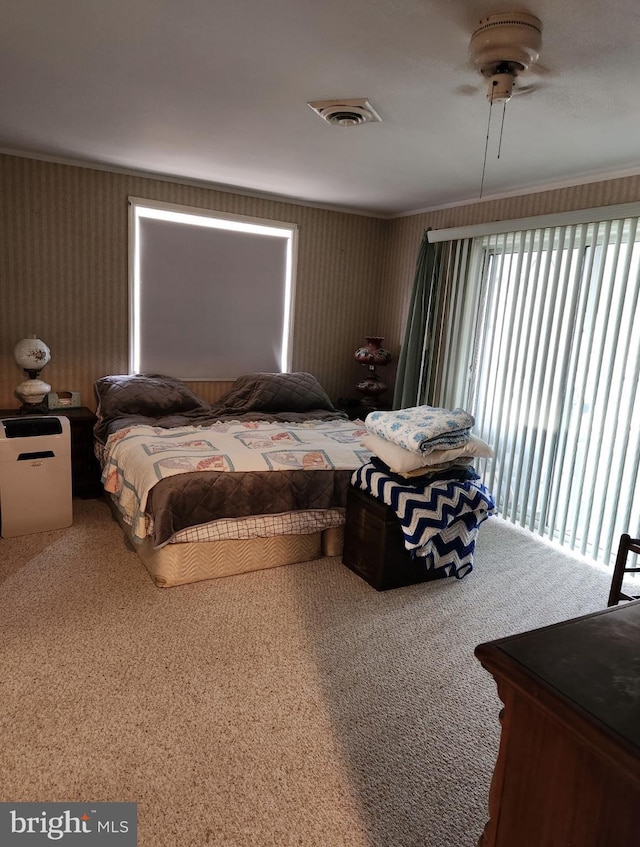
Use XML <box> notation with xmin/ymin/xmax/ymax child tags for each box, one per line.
<box><xmin>0</xmin><ymin>407</ymin><xmax>102</xmax><ymax>498</ymax></box>
<box><xmin>334</xmin><ymin>398</ymin><xmax>391</xmax><ymax>420</ymax></box>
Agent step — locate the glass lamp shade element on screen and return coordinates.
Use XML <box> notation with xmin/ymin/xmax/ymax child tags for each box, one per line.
<box><xmin>14</xmin><ymin>336</ymin><xmax>51</xmax><ymax>376</ymax></box>
<box><xmin>354</xmin><ymin>336</ymin><xmax>392</xmax><ymax>368</ymax></box>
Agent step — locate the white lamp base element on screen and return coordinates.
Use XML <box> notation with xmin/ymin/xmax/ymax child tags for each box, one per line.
<box><xmin>15</xmin><ymin>379</ymin><xmax>51</xmax><ymax>405</ymax></box>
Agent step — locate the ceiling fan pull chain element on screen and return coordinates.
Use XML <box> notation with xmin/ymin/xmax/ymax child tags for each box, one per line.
<box><xmin>479</xmin><ymin>86</ymin><xmax>495</xmax><ymax>198</ymax></box>
<box><xmin>497</xmin><ymin>100</ymin><xmax>507</xmax><ymax>159</ymax></box>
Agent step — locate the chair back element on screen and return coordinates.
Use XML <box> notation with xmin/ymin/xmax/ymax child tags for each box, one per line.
<box><xmin>607</xmin><ymin>534</ymin><xmax>640</xmax><ymax>606</ymax></box>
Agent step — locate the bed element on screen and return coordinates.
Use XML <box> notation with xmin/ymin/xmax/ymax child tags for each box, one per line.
<box><xmin>94</xmin><ymin>372</ymin><xmax>371</xmax><ymax>587</ymax></box>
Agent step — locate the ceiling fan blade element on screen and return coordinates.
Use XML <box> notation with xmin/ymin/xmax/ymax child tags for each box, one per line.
<box><xmin>528</xmin><ymin>60</ymin><xmax>553</xmax><ymax>77</ymax></box>
<box><xmin>512</xmin><ymin>81</ymin><xmax>545</xmax><ymax>96</ymax></box>
<box><xmin>454</xmin><ymin>83</ymin><xmax>482</xmax><ymax>97</ymax></box>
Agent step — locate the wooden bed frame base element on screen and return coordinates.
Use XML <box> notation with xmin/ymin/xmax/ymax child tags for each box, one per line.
<box><xmin>107</xmin><ymin>497</ymin><xmax>344</xmax><ymax>587</ymax></box>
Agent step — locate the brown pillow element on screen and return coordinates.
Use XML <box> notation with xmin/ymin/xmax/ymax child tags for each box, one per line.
<box><xmin>218</xmin><ymin>372</ymin><xmax>336</xmax><ymax>414</ymax></box>
<box><xmin>95</xmin><ymin>374</ymin><xmax>209</xmax><ymax>419</ymax></box>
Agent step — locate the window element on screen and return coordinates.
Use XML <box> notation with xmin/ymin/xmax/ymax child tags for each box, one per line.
<box><xmin>428</xmin><ymin>209</ymin><xmax>640</xmax><ymax>566</ymax></box>
<box><xmin>129</xmin><ymin>198</ymin><xmax>298</xmax><ymax>379</ymax></box>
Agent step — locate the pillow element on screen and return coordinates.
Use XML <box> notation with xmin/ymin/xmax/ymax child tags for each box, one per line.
<box><xmin>94</xmin><ymin>374</ymin><xmax>209</xmax><ymax>419</ymax></box>
<box><xmin>361</xmin><ymin>431</ymin><xmax>494</xmax><ymax>473</ymax></box>
<box><xmin>217</xmin><ymin>372</ymin><xmax>336</xmax><ymax>414</ymax></box>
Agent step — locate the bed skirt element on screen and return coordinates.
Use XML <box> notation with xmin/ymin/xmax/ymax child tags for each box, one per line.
<box><xmin>107</xmin><ymin>496</ymin><xmax>344</xmax><ymax>587</ymax></box>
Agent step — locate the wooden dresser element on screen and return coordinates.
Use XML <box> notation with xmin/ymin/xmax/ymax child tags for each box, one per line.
<box><xmin>475</xmin><ymin>600</ymin><xmax>640</xmax><ymax>847</ymax></box>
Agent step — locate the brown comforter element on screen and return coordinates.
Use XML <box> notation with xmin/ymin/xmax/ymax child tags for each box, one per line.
<box><xmin>147</xmin><ymin>467</ymin><xmax>351</xmax><ymax>546</ymax></box>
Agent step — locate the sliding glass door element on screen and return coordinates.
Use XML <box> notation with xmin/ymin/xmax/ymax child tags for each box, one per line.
<box><xmin>437</xmin><ymin>218</ymin><xmax>640</xmax><ymax>566</ymax></box>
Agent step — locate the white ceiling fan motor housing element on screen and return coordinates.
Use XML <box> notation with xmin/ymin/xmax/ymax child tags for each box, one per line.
<box><xmin>469</xmin><ymin>12</ymin><xmax>542</xmax><ymax>100</ymax></box>
<box><xmin>469</xmin><ymin>12</ymin><xmax>542</xmax><ymax>75</ymax></box>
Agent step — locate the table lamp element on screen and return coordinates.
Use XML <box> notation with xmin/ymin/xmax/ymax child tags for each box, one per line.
<box><xmin>14</xmin><ymin>336</ymin><xmax>52</xmax><ymax>411</ymax></box>
<box><xmin>354</xmin><ymin>335</ymin><xmax>392</xmax><ymax>407</ymax></box>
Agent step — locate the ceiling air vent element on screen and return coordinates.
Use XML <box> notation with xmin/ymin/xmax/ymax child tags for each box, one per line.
<box><xmin>307</xmin><ymin>98</ymin><xmax>382</xmax><ymax>127</ymax></box>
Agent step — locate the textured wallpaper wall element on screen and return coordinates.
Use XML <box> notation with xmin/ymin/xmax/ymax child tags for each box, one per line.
<box><xmin>0</xmin><ymin>154</ymin><xmax>387</xmax><ymax>410</ymax></box>
<box><xmin>2</xmin><ymin>151</ymin><xmax>639</xmax><ymax>413</ymax></box>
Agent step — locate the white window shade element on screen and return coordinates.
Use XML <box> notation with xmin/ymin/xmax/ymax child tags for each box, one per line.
<box><xmin>130</xmin><ymin>199</ymin><xmax>296</xmax><ymax>380</ymax></box>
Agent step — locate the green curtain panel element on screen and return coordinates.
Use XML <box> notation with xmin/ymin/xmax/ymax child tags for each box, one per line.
<box><xmin>393</xmin><ymin>231</ymin><xmax>443</xmax><ymax>409</ymax></box>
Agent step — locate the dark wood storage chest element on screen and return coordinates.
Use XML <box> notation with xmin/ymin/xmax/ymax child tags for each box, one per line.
<box><xmin>342</xmin><ymin>486</ymin><xmax>446</xmax><ymax>591</ymax></box>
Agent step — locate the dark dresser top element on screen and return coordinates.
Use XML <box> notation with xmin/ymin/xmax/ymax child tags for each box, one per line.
<box><xmin>476</xmin><ymin>600</ymin><xmax>640</xmax><ymax>751</ymax></box>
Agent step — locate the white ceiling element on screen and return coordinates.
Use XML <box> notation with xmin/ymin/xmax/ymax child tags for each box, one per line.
<box><xmin>2</xmin><ymin>0</ymin><xmax>640</xmax><ymax>217</ymax></box>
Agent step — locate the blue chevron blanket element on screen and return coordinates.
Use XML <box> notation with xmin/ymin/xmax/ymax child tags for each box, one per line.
<box><xmin>351</xmin><ymin>463</ymin><xmax>496</xmax><ymax>578</ymax></box>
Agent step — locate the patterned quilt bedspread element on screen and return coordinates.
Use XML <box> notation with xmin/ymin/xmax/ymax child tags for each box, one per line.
<box><xmin>103</xmin><ymin>419</ymin><xmax>371</xmax><ymax>543</ymax></box>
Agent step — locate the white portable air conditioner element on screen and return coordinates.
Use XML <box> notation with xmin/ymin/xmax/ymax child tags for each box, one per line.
<box><xmin>0</xmin><ymin>415</ymin><xmax>73</xmax><ymax>537</ymax></box>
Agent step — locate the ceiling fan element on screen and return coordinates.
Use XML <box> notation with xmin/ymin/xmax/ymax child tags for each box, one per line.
<box><xmin>459</xmin><ymin>11</ymin><xmax>545</xmax><ymax>102</ymax></box>
<box><xmin>460</xmin><ymin>12</ymin><xmax>545</xmax><ymax>196</ymax></box>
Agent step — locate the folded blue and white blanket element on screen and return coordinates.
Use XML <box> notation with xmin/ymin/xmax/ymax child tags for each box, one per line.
<box><xmin>352</xmin><ymin>462</ymin><xmax>496</xmax><ymax>577</ymax></box>
<box><xmin>365</xmin><ymin>405</ymin><xmax>474</xmax><ymax>456</ymax></box>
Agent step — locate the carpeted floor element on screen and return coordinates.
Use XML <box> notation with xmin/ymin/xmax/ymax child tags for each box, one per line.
<box><xmin>0</xmin><ymin>499</ymin><xmax>616</xmax><ymax>846</ymax></box>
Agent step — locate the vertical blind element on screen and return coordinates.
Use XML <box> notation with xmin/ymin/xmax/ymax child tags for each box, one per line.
<box><xmin>429</xmin><ymin>216</ymin><xmax>640</xmax><ymax>567</ymax></box>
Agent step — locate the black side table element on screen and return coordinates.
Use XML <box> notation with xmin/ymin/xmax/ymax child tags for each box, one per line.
<box><xmin>334</xmin><ymin>398</ymin><xmax>390</xmax><ymax>420</ymax></box>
